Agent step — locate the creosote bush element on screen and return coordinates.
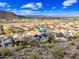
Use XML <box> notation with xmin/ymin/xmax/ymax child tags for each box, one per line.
<box><xmin>0</xmin><ymin>47</ymin><xmax>13</xmax><ymax>56</ymax></box>
<box><xmin>18</xmin><ymin>40</ymin><xmax>28</xmax><ymax>46</ymax></box>
<box><xmin>48</xmin><ymin>43</ymin><xmax>55</xmax><ymax>48</ymax></box>
<box><xmin>48</xmin><ymin>34</ymin><xmax>56</xmax><ymax>44</ymax></box>
<box><xmin>70</xmin><ymin>42</ymin><xmax>75</xmax><ymax>46</ymax></box>
<box><xmin>68</xmin><ymin>36</ymin><xmax>77</xmax><ymax>41</ymax></box>
<box><xmin>41</xmin><ymin>39</ymin><xmax>49</xmax><ymax>44</ymax></box>
<box><xmin>76</xmin><ymin>44</ymin><xmax>79</xmax><ymax>49</ymax></box>
<box><xmin>52</xmin><ymin>47</ymin><xmax>65</xmax><ymax>59</ymax></box>
<box><xmin>13</xmin><ymin>40</ymin><xmax>28</xmax><ymax>46</ymax></box>
<box><xmin>30</xmin><ymin>52</ymin><xmax>41</xmax><ymax>59</ymax></box>
<box><xmin>28</xmin><ymin>40</ymin><xmax>40</xmax><ymax>47</ymax></box>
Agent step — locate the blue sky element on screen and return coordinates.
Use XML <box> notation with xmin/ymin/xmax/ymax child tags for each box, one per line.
<box><xmin>0</xmin><ymin>0</ymin><xmax>79</xmax><ymax>16</ymax></box>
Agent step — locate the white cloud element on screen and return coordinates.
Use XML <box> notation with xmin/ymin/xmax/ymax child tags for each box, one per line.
<box><xmin>62</xmin><ymin>6</ymin><xmax>67</xmax><ymax>9</ymax></box>
<box><xmin>52</xmin><ymin>7</ymin><xmax>56</xmax><ymax>9</ymax></box>
<box><xmin>21</xmin><ymin>2</ymin><xmax>43</xmax><ymax>10</ymax></box>
<box><xmin>11</xmin><ymin>9</ymin><xmax>42</xmax><ymax>15</ymax></box>
<box><xmin>7</xmin><ymin>9</ymin><xmax>11</xmax><ymax>10</ymax></box>
<box><xmin>63</xmin><ymin>0</ymin><xmax>77</xmax><ymax>7</ymax></box>
<box><xmin>7</xmin><ymin>5</ymin><xmax>11</xmax><ymax>7</ymax></box>
<box><xmin>21</xmin><ymin>3</ymin><xmax>34</xmax><ymax>8</ymax></box>
<box><xmin>36</xmin><ymin>2</ymin><xmax>42</xmax><ymax>8</ymax></box>
<box><xmin>13</xmin><ymin>9</ymin><xmax>17</xmax><ymax>10</ymax></box>
<box><xmin>66</xmin><ymin>11</ymin><xmax>79</xmax><ymax>16</ymax></box>
<box><xmin>12</xmin><ymin>10</ymin><xmax>33</xmax><ymax>15</ymax></box>
<box><xmin>19</xmin><ymin>10</ymin><xmax>33</xmax><ymax>15</ymax></box>
<box><xmin>0</xmin><ymin>2</ymin><xmax>7</xmax><ymax>7</ymax></box>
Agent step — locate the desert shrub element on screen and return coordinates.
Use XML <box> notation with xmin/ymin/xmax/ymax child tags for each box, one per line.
<box><xmin>13</xmin><ymin>40</ymin><xmax>28</xmax><ymax>47</ymax></box>
<box><xmin>76</xmin><ymin>44</ymin><xmax>79</xmax><ymax>49</ymax></box>
<box><xmin>68</xmin><ymin>37</ymin><xmax>72</xmax><ymax>41</ymax></box>
<box><xmin>18</xmin><ymin>40</ymin><xmax>28</xmax><ymax>46</ymax></box>
<box><xmin>41</xmin><ymin>39</ymin><xmax>49</xmax><ymax>44</ymax></box>
<box><xmin>56</xmin><ymin>32</ymin><xmax>64</xmax><ymax>37</ymax></box>
<box><xmin>70</xmin><ymin>53</ymin><xmax>78</xmax><ymax>59</ymax></box>
<box><xmin>30</xmin><ymin>52</ymin><xmax>41</xmax><ymax>59</ymax></box>
<box><xmin>0</xmin><ymin>47</ymin><xmax>13</xmax><ymax>56</ymax></box>
<box><xmin>28</xmin><ymin>40</ymin><xmax>40</xmax><ymax>47</ymax></box>
<box><xmin>72</xmin><ymin>36</ymin><xmax>78</xmax><ymax>39</ymax></box>
<box><xmin>53</xmin><ymin>47</ymin><xmax>65</xmax><ymax>59</ymax></box>
<box><xmin>70</xmin><ymin>42</ymin><xmax>75</xmax><ymax>46</ymax></box>
<box><xmin>48</xmin><ymin>43</ymin><xmax>55</xmax><ymax>48</ymax></box>
<box><xmin>41</xmin><ymin>35</ymin><xmax>56</xmax><ymax>44</ymax></box>
<box><xmin>13</xmin><ymin>40</ymin><xmax>20</xmax><ymax>46</ymax></box>
<box><xmin>68</xmin><ymin>36</ymin><xmax>77</xmax><ymax>41</ymax></box>
<box><xmin>48</xmin><ymin>35</ymin><xmax>56</xmax><ymax>44</ymax></box>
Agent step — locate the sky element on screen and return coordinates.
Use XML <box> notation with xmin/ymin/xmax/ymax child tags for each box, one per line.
<box><xmin>0</xmin><ymin>0</ymin><xmax>79</xmax><ymax>16</ymax></box>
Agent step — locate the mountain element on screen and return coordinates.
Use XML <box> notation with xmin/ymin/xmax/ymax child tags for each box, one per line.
<box><xmin>0</xmin><ymin>10</ymin><xmax>48</xmax><ymax>20</ymax></box>
<box><xmin>0</xmin><ymin>10</ymin><xmax>78</xmax><ymax>20</ymax></box>
<box><xmin>0</xmin><ymin>10</ymin><xmax>20</xmax><ymax>20</ymax></box>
